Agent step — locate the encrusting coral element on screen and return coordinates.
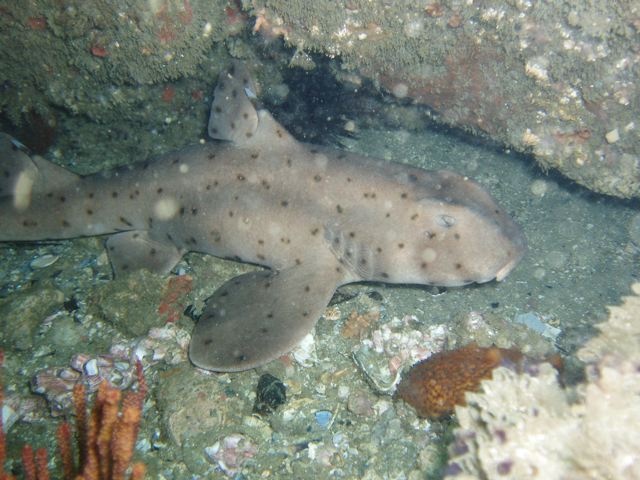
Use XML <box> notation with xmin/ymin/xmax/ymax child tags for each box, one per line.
<box><xmin>394</xmin><ymin>342</ymin><xmax>562</xmax><ymax>418</ymax></box>
<box><xmin>445</xmin><ymin>283</ymin><xmax>640</xmax><ymax>480</ymax></box>
<box><xmin>0</xmin><ymin>357</ymin><xmax>147</xmax><ymax>480</ymax></box>
<box><xmin>394</xmin><ymin>343</ymin><xmax>524</xmax><ymax>418</ymax></box>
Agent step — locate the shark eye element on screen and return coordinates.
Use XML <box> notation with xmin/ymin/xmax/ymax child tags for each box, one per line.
<box><xmin>436</xmin><ymin>214</ymin><xmax>456</xmax><ymax>228</ymax></box>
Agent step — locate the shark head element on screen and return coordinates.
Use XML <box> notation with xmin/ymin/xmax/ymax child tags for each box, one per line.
<box><xmin>379</xmin><ymin>170</ymin><xmax>527</xmax><ymax>287</ymax></box>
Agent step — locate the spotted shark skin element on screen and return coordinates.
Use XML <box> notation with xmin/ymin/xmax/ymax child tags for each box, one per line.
<box><xmin>0</xmin><ymin>62</ymin><xmax>526</xmax><ymax>372</ymax></box>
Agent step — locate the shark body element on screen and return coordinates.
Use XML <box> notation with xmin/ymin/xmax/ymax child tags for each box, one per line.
<box><xmin>0</xmin><ymin>62</ymin><xmax>526</xmax><ymax>371</ymax></box>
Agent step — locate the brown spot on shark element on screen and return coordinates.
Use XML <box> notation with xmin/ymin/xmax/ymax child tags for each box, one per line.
<box><xmin>0</xmin><ymin>62</ymin><xmax>526</xmax><ymax>372</ymax></box>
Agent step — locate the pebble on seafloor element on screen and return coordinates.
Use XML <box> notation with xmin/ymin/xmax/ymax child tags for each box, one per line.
<box><xmin>394</xmin><ymin>343</ymin><xmax>525</xmax><ymax>419</ymax></box>
<box><xmin>514</xmin><ymin>311</ymin><xmax>562</xmax><ymax>342</ymax></box>
<box><xmin>314</xmin><ymin>410</ymin><xmax>333</xmax><ymax>429</ymax></box>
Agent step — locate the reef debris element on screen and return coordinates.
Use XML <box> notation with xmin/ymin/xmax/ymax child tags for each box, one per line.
<box><xmin>353</xmin><ymin>314</ymin><xmax>448</xmax><ymax>393</ymax></box>
<box><xmin>341</xmin><ymin>309</ymin><xmax>381</xmax><ymax>339</ymax></box>
<box><xmin>1</xmin><ymin>356</ymin><xmax>147</xmax><ymax>479</ymax></box>
<box><xmin>31</xmin><ymin>323</ymin><xmax>187</xmax><ymax>415</ymax></box>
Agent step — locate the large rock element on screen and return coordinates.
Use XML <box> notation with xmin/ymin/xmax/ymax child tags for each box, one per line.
<box><xmin>248</xmin><ymin>0</ymin><xmax>640</xmax><ymax>198</ymax></box>
<box><xmin>2</xmin><ymin>1</ymin><xmax>637</xmax><ymax>197</ymax></box>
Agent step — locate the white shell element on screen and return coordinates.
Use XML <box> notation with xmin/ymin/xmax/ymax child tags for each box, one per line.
<box><xmin>83</xmin><ymin>358</ymin><xmax>99</xmax><ymax>376</ymax></box>
<box><xmin>30</xmin><ymin>254</ymin><xmax>59</xmax><ymax>269</ymax></box>
<box><xmin>2</xmin><ymin>404</ymin><xmax>18</xmax><ymax>432</ymax></box>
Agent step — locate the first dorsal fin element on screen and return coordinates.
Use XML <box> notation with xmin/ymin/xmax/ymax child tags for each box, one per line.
<box><xmin>208</xmin><ymin>61</ymin><xmax>297</xmax><ymax>150</ymax></box>
<box><xmin>208</xmin><ymin>61</ymin><xmax>259</xmax><ymax>144</ymax></box>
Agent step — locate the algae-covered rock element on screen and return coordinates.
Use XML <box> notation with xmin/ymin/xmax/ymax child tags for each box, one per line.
<box><xmin>4</xmin><ymin>1</ymin><xmax>637</xmax><ymax>196</ymax></box>
<box><xmin>88</xmin><ymin>269</ymin><xmax>167</xmax><ymax>337</ymax></box>
<box><xmin>155</xmin><ymin>364</ymin><xmax>270</xmax><ymax>476</ymax></box>
<box><xmin>0</xmin><ymin>285</ymin><xmax>64</xmax><ymax>351</ymax></box>
<box><xmin>0</xmin><ymin>0</ymin><xmax>240</xmax><ymax>129</ymax></box>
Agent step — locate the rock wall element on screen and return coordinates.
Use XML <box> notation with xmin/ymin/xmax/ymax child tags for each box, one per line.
<box><xmin>248</xmin><ymin>0</ymin><xmax>640</xmax><ymax>198</ymax></box>
<box><xmin>2</xmin><ymin>1</ymin><xmax>638</xmax><ymax>196</ymax></box>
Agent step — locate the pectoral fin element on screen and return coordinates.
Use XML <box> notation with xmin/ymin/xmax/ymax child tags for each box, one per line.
<box><xmin>106</xmin><ymin>231</ymin><xmax>184</xmax><ymax>277</ymax></box>
<box><xmin>189</xmin><ymin>263</ymin><xmax>344</xmax><ymax>372</ymax></box>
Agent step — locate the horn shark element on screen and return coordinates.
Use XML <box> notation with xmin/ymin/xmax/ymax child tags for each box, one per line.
<box><xmin>0</xmin><ymin>62</ymin><xmax>526</xmax><ymax>372</ymax></box>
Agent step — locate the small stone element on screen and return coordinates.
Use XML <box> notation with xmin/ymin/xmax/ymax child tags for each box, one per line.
<box><xmin>533</xmin><ymin>267</ymin><xmax>546</xmax><ymax>280</ymax></box>
<box><xmin>605</xmin><ymin>128</ymin><xmax>619</xmax><ymax>144</ymax></box>
<box><xmin>546</xmin><ymin>250</ymin><xmax>567</xmax><ymax>269</ymax></box>
<box><xmin>448</xmin><ymin>13</ymin><xmax>462</xmax><ymax>28</ymax></box>
<box><xmin>347</xmin><ymin>391</ymin><xmax>375</xmax><ymax>416</ymax></box>
<box><xmin>525</xmin><ymin>58</ymin><xmax>549</xmax><ymax>82</ymax></box>
<box><xmin>2</xmin><ymin>404</ymin><xmax>18</xmax><ymax>432</ymax></box>
<box><xmin>291</xmin><ymin>332</ymin><xmax>316</xmax><ymax>366</ymax></box>
<box><xmin>83</xmin><ymin>358</ymin><xmax>99</xmax><ymax>376</ymax></box>
<box><xmin>522</xmin><ymin>129</ymin><xmax>540</xmax><ymax>146</ymax></box>
<box><xmin>530</xmin><ymin>179</ymin><xmax>549</xmax><ymax>197</ymax></box>
<box><xmin>343</xmin><ymin>120</ymin><xmax>357</xmax><ymax>133</ymax></box>
<box><xmin>392</xmin><ymin>83</ymin><xmax>409</xmax><ymax>99</ymax></box>
<box><xmin>514</xmin><ymin>312</ymin><xmax>561</xmax><ymax>341</ymax></box>
<box><xmin>337</xmin><ymin>385</ymin><xmax>350</xmax><ymax>399</ymax></box>
<box><xmin>253</xmin><ymin>373</ymin><xmax>286</xmax><ymax>416</ymax></box>
<box><xmin>204</xmin><ymin>434</ymin><xmax>257</xmax><ymax>475</ymax></box>
<box><xmin>314</xmin><ymin>410</ymin><xmax>332</xmax><ymax>428</ymax></box>
<box><xmin>367</xmin><ymin>290</ymin><xmax>384</xmax><ymax>302</ymax></box>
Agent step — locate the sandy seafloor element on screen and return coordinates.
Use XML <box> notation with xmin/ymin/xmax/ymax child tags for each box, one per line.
<box><xmin>0</xmin><ymin>101</ymin><xmax>638</xmax><ymax>479</ymax></box>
